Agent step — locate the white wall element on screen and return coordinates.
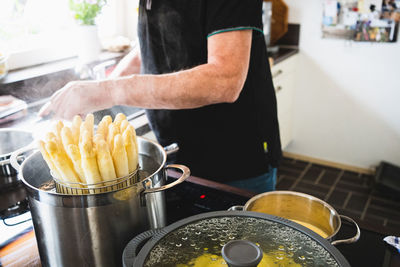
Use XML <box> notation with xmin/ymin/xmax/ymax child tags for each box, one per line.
<box><xmin>284</xmin><ymin>0</ymin><xmax>400</xmax><ymax>169</ymax></box>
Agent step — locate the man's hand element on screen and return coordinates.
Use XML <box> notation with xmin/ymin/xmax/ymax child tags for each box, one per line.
<box><xmin>38</xmin><ymin>80</ymin><xmax>114</xmax><ymax>120</ymax></box>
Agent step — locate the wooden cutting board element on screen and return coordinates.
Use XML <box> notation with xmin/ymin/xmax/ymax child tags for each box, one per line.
<box><xmin>264</xmin><ymin>0</ymin><xmax>289</xmax><ymax>45</ymax></box>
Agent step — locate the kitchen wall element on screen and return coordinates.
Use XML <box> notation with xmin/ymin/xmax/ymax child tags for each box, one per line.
<box><xmin>283</xmin><ymin>0</ymin><xmax>400</xmax><ymax>169</ymax></box>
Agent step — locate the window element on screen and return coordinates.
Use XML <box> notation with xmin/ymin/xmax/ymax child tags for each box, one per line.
<box><xmin>0</xmin><ymin>0</ymin><xmax>137</xmax><ymax>70</ymax></box>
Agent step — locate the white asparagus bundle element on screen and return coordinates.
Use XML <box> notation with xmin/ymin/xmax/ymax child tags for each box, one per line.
<box><xmin>113</xmin><ymin>113</ymin><xmax>127</xmax><ymax>129</ymax></box>
<box><xmin>38</xmin><ymin>113</ymin><xmax>139</xmax><ymax>189</ymax></box>
<box><xmin>45</xmin><ymin>139</ymin><xmax>81</xmax><ymax>183</ymax></box>
<box><xmin>112</xmin><ymin>134</ymin><xmax>130</xmax><ymax>178</ymax></box>
<box><xmin>71</xmin><ymin>115</ymin><xmax>82</xmax><ymax>145</ymax></box>
<box><xmin>61</xmin><ymin>127</ymin><xmax>86</xmax><ymax>182</ymax></box>
<box><xmin>38</xmin><ymin>140</ymin><xmax>61</xmax><ymax>179</ymax></box>
<box><xmin>123</xmin><ymin>127</ymin><xmax>138</xmax><ymax>173</ymax></box>
<box><xmin>97</xmin><ymin>115</ymin><xmax>112</xmax><ymax>140</ymax></box>
<box><xmin>107</xmin><ymin>123</ymin><xmax>120</xmax><ymax>152</ymax></box>
<box><xmin>94</xmin><ymin>134</ymin><xmax>117</xmax><ymax>181</ymax></box>
<box><xmin>79</xmin><ymin>129</ymin><xmax>102</xmax><ymax>184</ymax></box>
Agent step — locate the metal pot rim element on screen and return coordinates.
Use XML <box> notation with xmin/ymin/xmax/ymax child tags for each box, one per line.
<box><xmin>19</xmin><ymin>136</ymin><xmax>167</xmax><ymax>196</ymax></box>
<box><xmin>243</xmin><ymin>190</ymin><xmax>342</xmax><ymax>240</ymax></box>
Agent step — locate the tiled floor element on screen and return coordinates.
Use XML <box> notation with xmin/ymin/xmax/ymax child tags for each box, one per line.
<box><xmin>277</xmin><ymin>157</ymin><xmax>400</xmax><ymax>236</ymax></box>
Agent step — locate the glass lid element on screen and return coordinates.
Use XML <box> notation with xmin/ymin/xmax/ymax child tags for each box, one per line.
<box><xmin>139</xmin><ymin>212</ymin><xmax>348</xmax><ymax>267</ymax></box>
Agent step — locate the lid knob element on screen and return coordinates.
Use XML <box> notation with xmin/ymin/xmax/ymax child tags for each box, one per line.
<box><xmin>221</xmin><ymin>240</ymin><xmax>263</xmax><ymax>267</ymax></box>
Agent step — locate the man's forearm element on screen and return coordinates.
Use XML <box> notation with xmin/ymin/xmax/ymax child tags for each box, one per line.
<box><xmin>38</xmin><ymin>30</ymin><xmax>252</xmax><ymax>119</ymax></box>
<box><xmin>105</xmin><ymin>30</ymin><xmax>251</xmax><ymax>110</ymax></box>
<box><xmin>105</xmin><ymin>61</ymin><xmax>246</xmax><ymax>110</ymax></box>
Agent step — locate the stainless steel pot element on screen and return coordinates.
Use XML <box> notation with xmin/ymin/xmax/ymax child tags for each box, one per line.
<box><xmin>10</xmin><ymin>136</ymin><xmax>190</xmax><ymax>267</ymax></box>
<box><xmin>230</xmin><ymin>190</ymin><xmax>360</xmax><ymax>245</ymax></box>
<box><xmin>0</xmin><ymin>128</ymin><xmax>33</xmax><ymax>189</ymax></box>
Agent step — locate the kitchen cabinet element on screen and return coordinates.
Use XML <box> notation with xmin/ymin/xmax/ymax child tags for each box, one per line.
<box><xmin>271</xmin><ymin>53</ymin><xmax>298</xmax><ymax>149</ymax></box>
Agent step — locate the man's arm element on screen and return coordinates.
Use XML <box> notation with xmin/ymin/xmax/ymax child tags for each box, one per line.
<box><xmin>40</xmin><ymin>30</ymin><xmax>252</xmax><ymax>119</ymax></box>
<box><xmin>109</xmin><ymin>30</ymin><xmax>252</xmax><ymax>109</ymax></box>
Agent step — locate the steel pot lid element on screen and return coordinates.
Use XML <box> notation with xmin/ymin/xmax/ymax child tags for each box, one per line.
<box><xmin>129</xmin><ymin>211</ymin><xmax>350</xmax><ymax>267</ymax></box>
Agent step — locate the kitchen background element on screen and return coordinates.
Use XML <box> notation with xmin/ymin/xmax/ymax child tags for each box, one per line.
<box><xmin>284</xmin><ymin>0</ymin><xmax>400</xmax><ymax>173</ymax></box>
<box><xmin>0</xmin><ymin>0</ymin><xmax>400</xmax><ymax>266</ymax></box>
<box><xmin>2</xmin><ymin>0</ymin><xmax>399</xmax><ymax>171</ymax></box>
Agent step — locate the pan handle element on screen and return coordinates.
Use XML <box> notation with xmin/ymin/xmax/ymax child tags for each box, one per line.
<box><xmin>331</xmin><ymin>215</ymin><xmax>361</xmax><ymax>245</ymax></box>
<box><xmin>122</xmin><ymin>229</ymin><xmax>162</xmax><ymax>267</ymax></box>
<box><xmin>228</xmin><ymin>206</ymin><xmax>244</xmax><ymax>211</ymax></box>
<box><xmin>10</xmin><ymin>143</ymin><xmax>36</xmax><ymax>172</ymax></box>
<box><xmin>143</xmin><ymin>164</ymin><xmax>190</xmax><ymax>194</ymax></box>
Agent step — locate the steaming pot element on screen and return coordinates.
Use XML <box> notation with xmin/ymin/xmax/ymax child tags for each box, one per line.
<box><xmin>10</xmin><ymin>136</ymin><xmax>190</xmax><ymax>267</ymax></box>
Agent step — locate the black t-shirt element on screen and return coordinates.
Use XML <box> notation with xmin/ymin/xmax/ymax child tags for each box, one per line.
<box><xmin>138</xmin><ymin>0</ymin><xmax>281</xmax><ymax>182</ymax></box>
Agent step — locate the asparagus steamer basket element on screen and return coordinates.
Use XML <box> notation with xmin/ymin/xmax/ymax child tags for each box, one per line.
<box><xmin>52</xmin><ymin>166</ymin><xmax>140</xmax><ymax>195</ymax></box>
<box><xmin>10</xmin><ymin>137</ymin><xmax>190</xmax><ymax>267</ymax></box>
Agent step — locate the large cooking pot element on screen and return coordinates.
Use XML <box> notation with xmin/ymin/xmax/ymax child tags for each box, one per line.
<box><xmin>0</xmin><ymin>128</ymin><xmax>33</xmax><ymax>189</ymax></box>
<box><xmin>123</xmin><ymin>211</ymin><xmax>351</xmax><ymax>267</ymax></box>
<box><xmin>10</xmin><ymin>136</ymin><xmax>190</xmax><ymax>267</ymax></box>
<box><xmin>230</xmin><ymin>191</ymin><xmax>360</xmax><ymax>245</ymax></box>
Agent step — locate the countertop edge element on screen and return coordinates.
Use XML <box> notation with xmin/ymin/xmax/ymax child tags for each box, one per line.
<box><xmin>269</xmin><ymin>47</ymin><xmax>299</xmax><ymax>66</ymax></box>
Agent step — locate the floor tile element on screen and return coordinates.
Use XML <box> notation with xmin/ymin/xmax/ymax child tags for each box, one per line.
<box><xmin>318</xmin><ymin>168</ymin><xmax>341</xmax><ymax>186</ymax></box>
<box><xmin>336</xmin><ymin>180</ymin><xmax>372</xmax><ymax>195</ymax></box>
<box><xmin>302</xmin><ymin>165</ymin><xmax>323</xmax><ymax>183</ymax></box>
<box><xmin>327</xmin><ymin>189</ymin><xmax>349</xmax><ymax>208</ymax></box>
<box><xmin>346</xmin><ymin>193</ymin><xmax>369</xmax><ymax>212</ymax></box>
<box><xmin>277</xmin><ymin>166</ymin><xmax>302</xmax><ymax>179</ymax></box>
<box><xmin>276</xmin><ymin>176</ymin><xmax>296</xmax><ymax>190</ymax></box>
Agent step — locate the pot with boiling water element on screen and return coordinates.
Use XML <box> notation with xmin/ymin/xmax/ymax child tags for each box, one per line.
<box><xmin>10</xmin><ymin>136</ymin><xmax>190</xmax><ymax>267</ymax></box>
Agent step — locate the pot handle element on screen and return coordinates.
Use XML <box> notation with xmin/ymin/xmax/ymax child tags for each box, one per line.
<box><xmin>228</xmin><ymin>205</ymin><xmax>244</xmax><ymax>211</ymax></box>
<box><xmin>164</xmin><ymin>143</ymin><xmax>179</xmax><ymax>155</ymax></box>
<box><xmin>143</xmin><ymin>164</ymin><xmax>190</xmax><ymax>194</ymax></box>
<box><xmin>10</xmin><ymin>142</ymin><xmax>36</xmax><ymax>172</ymax></box>
<box><xmin>0</xmin><ymin>156</ymin><xmax>26</xmax><ymax>167</ymax></box>
<box><xmin>0</xmin><ymin>158</ymin><xmax>10</xmax><ymax>166</ymax></box>
<box><xmin>122</xmin><ymin>229</ymin><xmax>162</xmax><ymax>267</ymax></box>
<box><xmin>331</xmin><ymin>215</ymin><xmax>361</xmax><ymax>246</ymax></box>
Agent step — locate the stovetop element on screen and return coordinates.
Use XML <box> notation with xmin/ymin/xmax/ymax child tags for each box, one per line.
<box><xmin>1</xmin><ymin>178</ymin><xmax>400</xmax><ymax>267</ymax></box>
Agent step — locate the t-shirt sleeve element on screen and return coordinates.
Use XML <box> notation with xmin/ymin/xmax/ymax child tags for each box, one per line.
<box><xmin>206</xmin><ymin>0</ymin><xmax>264</xmax><ymax>38</ymax></box>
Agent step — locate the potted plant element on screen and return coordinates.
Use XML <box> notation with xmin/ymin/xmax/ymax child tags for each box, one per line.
<box><xmin>69</xmin><ymin>0</ymin><xmax>107</xmax><ymax>64</ymax></box>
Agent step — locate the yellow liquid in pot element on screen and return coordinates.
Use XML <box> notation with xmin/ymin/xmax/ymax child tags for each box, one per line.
<box><xmin>176</xmin><ymin>251</ymin><xmax>302</xmax><ymax>267</ymax></box>
<box><xmin>290</xmin><ymin>219</ymin><xmax>330</xmax><ymax>238</ymax></box>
